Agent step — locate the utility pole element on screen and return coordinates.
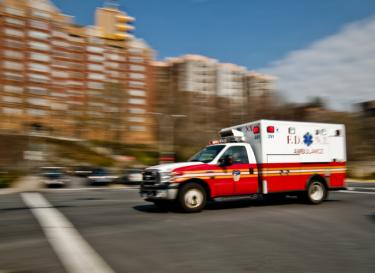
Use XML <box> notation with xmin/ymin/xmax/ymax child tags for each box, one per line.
<box><xmin>148</xmin><ymin>112</ymin><xmax>186</xmax><ymax>163</ymax></box>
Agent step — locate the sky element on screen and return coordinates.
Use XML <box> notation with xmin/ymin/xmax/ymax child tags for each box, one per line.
<box><xmin>52</xmin><ymin>0</ymin><xmax>375</xmax><ymax>110</ymax></box>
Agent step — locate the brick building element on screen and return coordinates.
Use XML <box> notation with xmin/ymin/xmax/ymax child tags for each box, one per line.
<box><xmin>0</xmin><ymin>0</ymin><xmax>155</xmax><ymax>145</ymax></box>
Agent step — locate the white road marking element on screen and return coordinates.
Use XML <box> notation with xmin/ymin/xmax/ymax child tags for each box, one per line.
<box><xmin>338</xmin><ymin>190</ymin><xmax>375</xmax><ymax>195</ymax></box>
<box><xmin>40</xmin><ymin>186</ymin><xmax>139</xmax><ymax>192</ymax></box>
<box><xmin>21</xmin><ymin>193</ymin><xmax>116</xmax><ymax>273</ymax></box>
<box><xmin>348</xmin><ymin>187</ymin><xmax>375</xmax><ymax>191</ymax></box>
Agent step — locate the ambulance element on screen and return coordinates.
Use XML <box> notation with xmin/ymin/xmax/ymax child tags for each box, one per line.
<box><xmin>140</xmin><ymin>120</ymin><xmax>347</xmax><ymax>212</ymax></box>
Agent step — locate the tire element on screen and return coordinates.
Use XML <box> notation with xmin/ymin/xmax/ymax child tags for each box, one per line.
<box><xmin>178</xmin><ymin>183</ymin><xmax>207</xmax><ymax>213</ymax></box>
<box><xmin>153</xmin><ymin>200</ymin><xmax>171</xmax><ymax>210</ymax></box>
<box><xmin>304</xmin><ymin>180</ymin><xmax>327</xmax><ymax>204</ymax></box>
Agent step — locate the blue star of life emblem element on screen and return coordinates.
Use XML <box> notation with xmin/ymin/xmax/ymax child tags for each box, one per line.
<box><xmin>303</xmin><ymin>132</ymin><xmax>313</xmax><ymax>146</ymax></box>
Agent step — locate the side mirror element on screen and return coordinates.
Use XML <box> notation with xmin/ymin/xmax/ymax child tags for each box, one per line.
<box><xmin>218</xmin><ymin>155</ymin><xmax>233</xmax><ymax>167</ymax></box>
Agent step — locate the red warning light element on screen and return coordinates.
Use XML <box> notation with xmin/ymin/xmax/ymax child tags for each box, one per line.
<box><xmin>253</xmin><ymin>126</ymin><xmax>260</xmax><ymax>134</ymax></box>
<box><xmin>267</xmin><ymin>126</ymin><xmax>275</xmax><ymax>133</ymax></box>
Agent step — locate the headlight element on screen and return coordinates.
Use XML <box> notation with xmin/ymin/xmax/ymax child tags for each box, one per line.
<box><xmin>159</xmin><ymin>172</ymin><xmax>172</xmax><ymax>183</ymax></box>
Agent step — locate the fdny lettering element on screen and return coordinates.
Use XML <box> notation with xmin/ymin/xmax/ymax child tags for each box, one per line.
<box><xmin>287</xmin><ymin>135</ymin><xmax>301</xmax><ymax>144</ymax></box>
<box><xmin>287</xmin><ymin>135</ymin><xmax>328</xmax><ymax>145</ymax></box>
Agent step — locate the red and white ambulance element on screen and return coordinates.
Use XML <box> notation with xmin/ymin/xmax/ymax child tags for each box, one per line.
<box><xmin>140</xmin><ymin>120</ymin><xmax>347</xmax><ymax>212</ymax></box>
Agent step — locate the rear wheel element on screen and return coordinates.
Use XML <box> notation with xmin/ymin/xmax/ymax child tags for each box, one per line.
<box><xmin>304</xmin><ymin>180</ymin><xmax>327</xmax><ymax>204</ymax></box>
<box><xmin>178</xmin><ymin>183</ymin><xmax>207</xmax><ymax>213</ymax></box>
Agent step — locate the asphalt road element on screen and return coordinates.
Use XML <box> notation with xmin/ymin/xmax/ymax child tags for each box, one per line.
<box><xmin>0</xmin><ymin>183</ymin><xmax>374</xmax><ymax>273</ymax></box>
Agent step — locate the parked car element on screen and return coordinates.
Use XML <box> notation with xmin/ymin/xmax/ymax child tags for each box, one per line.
<box><xmin>87</xmin><ymin>168</ymin><xmax>117</xmax><ymax>185</ymax></box>
<box><xmin>40</xmin><ymin>167</ymin><xmax>69</xmax><ymax>187</ymax></box>
<box><xmin>117</xmin><ymin>168</ymin><xmax>143</xmax><ymax>185</ymax></box>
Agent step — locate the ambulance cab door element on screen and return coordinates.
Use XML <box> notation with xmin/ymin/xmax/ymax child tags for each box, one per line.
<box><xmin>217</xmin><ymin>145</ymin><xmax>258</xmax><ymax>196</ymax></box>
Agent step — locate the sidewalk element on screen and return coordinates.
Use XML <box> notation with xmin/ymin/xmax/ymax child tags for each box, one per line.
<box><xmin>0</xmin><ymin>176</ymin><xmax>41</xmax><ymax>195</ymax></box>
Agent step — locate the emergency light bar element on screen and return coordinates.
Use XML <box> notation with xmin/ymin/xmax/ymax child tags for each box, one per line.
<box><xmin>219</xmin><ymin>129</ymin><xmax>245</xmax><ymax>143</ymax></box>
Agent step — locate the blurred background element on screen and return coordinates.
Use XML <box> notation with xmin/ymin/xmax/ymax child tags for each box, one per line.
<box><xmin>0</xmin><ymin>0</ymin><xmax>374</xmax><ymax>189</ymax></box>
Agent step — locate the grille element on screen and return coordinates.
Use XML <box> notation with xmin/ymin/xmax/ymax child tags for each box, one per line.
<box><xmin>142</xmin><ymin>170</ymin><xmax>160</xmax><ymax>186</ymax></box>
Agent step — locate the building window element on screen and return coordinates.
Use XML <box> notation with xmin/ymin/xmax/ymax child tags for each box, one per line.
<box><xmin>28</xmin><ymin>86</ymin><xmax>48</xmax><ymax>95</ymax></box>
<box><xmin>50</xmin><ymin>92</ymin><xmax>67</xmax><ymax>98</ymax></box>
<box><xmin>128</xmin><ymin>98</ymin><xmax>145</xmax><ymax>105</ymax></box>
<box><xmin>107</xmin><ymin>71</ymin><xmax>120</xmax><ymax>78</ymax></box>
<box><xmin>29</xmin><ymin>73</ymin><xmax>49</xmax><ymax>83</ymax></box>
<box><xmin>129</xmin><ymin>81</ymin><xmax>145</xmax><ymax>87</ymax></box>
<box><xmin>31</xmin><ymin>9</ymin><xmax>51</xmax><ymax>19</ymax></box>
<box><xmin>52</xmin><ymin>40</ymin><xmax>69</xmax><ymax>47</ymax></box>
<box><xmin>27</xmin><ymin>109</ymin><xmax>47</xmax><ymax>116</ymax></box>
<box><xmin>29</xmin><ymin>30</ymin><xmax>49</xmax><ymax>40</ymax></box>
<box><xmin>69</xmin><ymin>45</ymin><xmax>85</xmax><ymax>51</ymax></box>
<box><xmin>88</xmin><ymin>73</ymin><xmax>105</xmax><ymax>81</ymax></box>
<box><xmin>52</xmin><ymin>31</ymin><xmax>67</xmax><ymax>39</ymax></box>
<box><xmin>29</xmin><ymin>63</ymin><xmax>50</xmax><ymax>72</ymax></box>
<box><xmin>30</xmin><ymin>52</ymin><xmax>50</xmax><ymax>62</ymax></box>
<box><xmin>52</xmin><ymin>71</ymin><xmax>68</xmax><ymax>78</ymax></box>
<box><xmin>129</xmin><ymin>126</ymin><xmax>146</xmax><ymax>132</ymax></box>
<box><xmin>5</xmin><ymin>17</ymin><xmax>25</xmax><ymax>26</ymax></box>
<box><xmin>88</xmin><ymin>64</ymin><xmax>104</xmax><ymax>71</ymax></box>
<box><xmin>128</xmin><ymin>90</ymin><xmax>146</xmax><ymax>97</ymax></box>
<box><xmin>54</xmin><ymin>51</ymin><xmax>72</xmax><ymax>59</ymax></box>
<box><xmin>3</xmin><ymin>61</ymin><xmax>23</xmax><ymax>70</ymax></box>
<box><xmin>128</xmin><ymin>108</ymin><xmax>145</xmax><ymax>114</ymax></box>
<box><xmin>2</xmin><ymin>107</ymin><xmax>23</xmax><ymax>116</ymax></box>
<box><xmin>3</xmin><ymin>50</ymin><xmax>23</xmax><ymax>59</ymax></box>
<box><xmin>128</xmin><ymin>48</ymin><xmax>143</xmax><ymax>54</ymax></box>
<box><xmin>30</xmin><ymin>20</ymin><xmax>49</xmax><ymax>30</ymax></box>
<box><xmin>88</xmin><ymin>55</ymin><xmax>105</xmax><ymax>62</ymax></box>
<box><xmin>4</xmin><ymin>39</ymin><xmax>24</xmax><ymax>48</ymax></box>
<box><xmin>129</xmin><ymin>56</ymin><xmax>144</xmax><ymax>63</ymax></box>
<box><xmin>87</xmin><ymin>82</ymin><xmax>104</xmax><ymax>90</ymax></box>
<box><xmin>2</xmin><ymin>96</ymin><xmax>22</xmax><ymax>103</ymax></box>
<box><xmin>128</xmin><ymin>117</ymin><xmax>145</xmax><ymax>123</ymax></box>
<box><xmin>68</xmin><ymin>35</ymin><xmax>85</xmax><ymax>43</ymax></box>
<box><xmin>106</xmin><ymin>53</ymin><xmax>123</xmax><ymax>61</ymax></box>
<box><xmin>106</xmin><ymin>62</ymin><xmax>119</xmax><ymax>69</ymax></box>
<box><xmin>129</xmin><ymin>65</ymin><xmax>145</xmax><ymax>72</ymax></box>
<box><xmin>4</xmin><ymin>71</ymin><xmax>23</xmax><ymax>81</ymax></box>
<box><xmin>88</xmin><ymin>90</ymin><xmax>102</xmax><ymax>97</ymax></box>
<box><xmin>129</xmin><ymin>73</ymin><xmax>145</xmax><ymax>80</ymax></box>
<box><xmin>28</xmin><ymin>98</ymin><xmax>49</xmax><ymax>106</ymax></box>
<box><xmin>4</xmin><ymin>28</ymin><xmax>24</xmax><ymax>37</ymax></box>
<box><xmin>4</xmin><ymin>7</ymin><xmax>25</xmax><ymax>16</ymax></box>
<box><xmin>87</xmin><ymin>46</ymin><xmax>104</xmax><ymax>54</ymax></box>
<box><xmin>29</xmin><ymin>41</ymin><xmax>50</xmax><ymax>51</ymax></box>
<box><xmin>3</xmin><ymin>85</ymin><xmax>23</xmax><ymax>94</ymax></box>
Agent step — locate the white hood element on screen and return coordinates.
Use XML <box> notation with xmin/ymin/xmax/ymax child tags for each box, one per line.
<box><xmin>146</xmin><ymin>162</ymin><xmax>203</xmax><ymax>172</ymax></box>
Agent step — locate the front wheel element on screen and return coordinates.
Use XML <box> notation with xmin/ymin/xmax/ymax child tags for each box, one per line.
<box><xmin>305</xmin><ymin>180</ymin><xmax>327</xmax><ymax>204</ymax></box>
<box><xmin>178</xmin><ymin>183</ymin><xmax>207</xmax><ymax>213</ymax></box>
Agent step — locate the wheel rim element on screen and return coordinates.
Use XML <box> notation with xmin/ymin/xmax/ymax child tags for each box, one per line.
<box><xmin>184</xmin><ymin>188</ymin><xmax>204</xmax><ymax>209</ymax></box>
<box><xmin>309</xmin><ymin>182</ymin><xmax>324</xmax><ymax>201</ymax></box>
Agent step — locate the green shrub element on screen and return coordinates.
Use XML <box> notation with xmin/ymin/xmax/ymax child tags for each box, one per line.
<box><xmin>0</xmin><ymin>171</ymin><xmax>23</xmax><ymax>188</ymax></box>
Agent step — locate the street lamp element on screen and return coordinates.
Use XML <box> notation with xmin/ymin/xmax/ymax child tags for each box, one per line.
<box><xmin>148</xmin><ymin>112</ymin><xmax>187</xmax><ymax>163</ymax></box>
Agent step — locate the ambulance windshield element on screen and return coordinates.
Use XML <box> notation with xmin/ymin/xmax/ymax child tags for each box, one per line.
<box><xmin>189</xmin><ymin>145</ymin><xmax>225</xmax><ymax>163</ymax></box>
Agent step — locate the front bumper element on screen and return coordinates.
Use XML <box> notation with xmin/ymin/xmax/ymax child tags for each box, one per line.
<box><xmin>140</xmin><ymin>184</ymin><xmax>178</xmax><ymax>201</ymax></box>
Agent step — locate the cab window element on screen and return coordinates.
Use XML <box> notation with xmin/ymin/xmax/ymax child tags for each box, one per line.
<box><xmin>220</xmin><ymin>146</ymin><xmax>249</xmax><ymax>164</ymax></box>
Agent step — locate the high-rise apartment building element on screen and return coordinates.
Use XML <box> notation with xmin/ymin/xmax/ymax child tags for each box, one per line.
<box><xmin>0</xmin><ymin>0</ymin><xmax>155</xmax><ymax>145</ymax></box>
<box><xmin>151</xmin><ymin>55</ymin><xmax>275</xmax><ymax>152</ymax></box>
